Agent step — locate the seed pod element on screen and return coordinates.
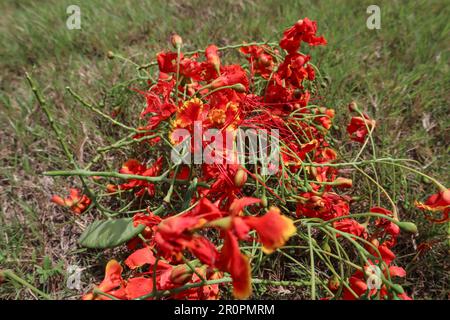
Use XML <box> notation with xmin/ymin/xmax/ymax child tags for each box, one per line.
<box><xmin>234</xmin><ymin>169</ymin><xmax>247</xmax><ymax>188</ymax></box>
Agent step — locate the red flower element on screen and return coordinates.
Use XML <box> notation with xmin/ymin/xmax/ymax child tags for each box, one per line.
<box><xmin>315</xmin><ymin>107</ymin><xmax>335</xmax><ymax>130</ymax></box>
<box><xmin>205</xmin><ymin>44</ymin><xmax>221</xmax><ymax>72</ymax></box>
<box><xmin>125</xmin><ymin>277</ymin><xmax>153</xmax><ymax>300</ymax></box>
<box><xmin>371</xmin><ymin>207</ymin><xmax>400</xmax><ymax>247</ymax></box>
<box><xmin>415</xmin><ymin>188</ymin><xmax>450</xmax><ymax>223</ymax></box>
<box><xmin>83</xmin><ymin>260</ymin><xmax>126</xmax><ymax>300</ymax></box>
<box><xmin>240</xmin><ymin>45</ymin><xmax>274</xmax><ymax>79</ymax></box>
<box><xmin>107</xmin><ymin>157</ymin><xmax>163</xmax><ymax>197</ymax></box>
<box><xmin>171</xmin><ymin>98</ymin><xmax>205</xmax><ymax>130</ymax></box>
<box><xmin>342</xmin><ymin>261</ymin><xmax>409</xmax><ymax>300</ymax></box>
<box><xmin>125</xmin><ymin>247</ymin><xmax>156</xmax><ymax>270</ymax></box>
<box><xmin>347</xmin><ymin>115</ymin><xmax>376</xmax><ymax>143</ymax></box>
<box><xmin>51</xmin><ymin>188</ymin><xmax>91</xmax><ymax>215</ymax></box>
<box><xmin>296</xmin><ymin>192</ymin><xmax>350</xmax><ymax>220</ymax></box>
<box><xmin>210</xmin><ymin>65</ymin><xmax>249</xmax><ymax>91</ymax></box>
<box><xmin>276</xmin><ymin>53</ymin><xmax>311</xmax><ymax>88</ymax></box>
<box><xmin>154</xmin><ymin>215</ymin><xmax>204</xmax><ymax>259</ymax></box>
<box><xmin>127</xmin><ymin>211</ymin><xmax>162</xmax><ymax>250</ymax></box>
<box><xmin>242</xmin><ymin>206</ymin><xmax>296</xmax><ymax>254</ymax></box>
<box><xmin>187</xmin><ymin>236</ymin><xmax>220</xmax><ymax>266</ymax></box>
<box><xmin>216</xmin><ymin>231</ymin><xmax>252</xmax><ymax>299</ymax></box>
<box><xmin>136</xmin><ymin>80</ymin><xmax>177</xmax><ymax>131</ymax></box>
<box><xmin>157</xmin><ymin>51</ymin><xmax>179</xmax><ymax>73</ymax></box>
<box><xmin>171</xmin><ymin>267</ymin><xmax>223</xmax><ymax>300</ymax></box>
<box><xmin>342</xmin><ymin>275</ymin><xmax>368</xmax><ymax>300</ymax></box>
<box><xmin>280</xmin><ymin>17</ymin><xmax>327</xmax><ymax>53</ymax></box>
<box><xmin>333</xmin><ymin>218</ymin><xmax>366</xmax><ymax>238</ymax></box>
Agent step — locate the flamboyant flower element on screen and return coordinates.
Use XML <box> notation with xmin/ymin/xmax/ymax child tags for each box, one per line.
<box><xmin>280</xmin><ymin>17</ymin><xmax>327</xmax><ymax>53</ymax></box>
<box><xmin>171</xmin><ymin>267</ymin><xmax>223</xmax><ymax>300</ymax></box>
<box><xmin>171</xmin><ymin>98</ymin><xmax>204</xmax><ymax>131</ymax></box>
<box><xmin>240</xmin><ymin>45</ymin><xmax>274</xmax><ymax>78</ymax></box>
<box><xmin>107</xmin><ymin>157</ymin><xmax>163</xmax><ymax>197</ymax></box>
<box><xmin>210</xmin><ymin>65</ymin><xmax>249</xmax><ymax>91</ymax></box>
<box><xmin>415</xmin><ymin>188</ymin><xmax>450</xmax><ymax>223</ymax></box>
<box><xmin>127</xmin><ymin>212</ymin><xmax>162</xmax><ymax>250</ymax></box>
<box><xmin>315</xmin><ymin>107</ymin><xmax>335</xmax><ymax>130</ymax></box>
<box><xmin>153</xmin><ymin>199</ymin><xmax>222</xmax><ymax>263</ymax></box>
<box><xmin>370</xmin><ymin>207</ymin><xmax>400</xmax><ymax>247</ymax></box>
<box><xmin>276</xmin><ymin>53</ymin><xmax>311</xmax><ymax>88</ymax></box>
<box><xmin>296</xmin><ymin>192</ymin><xmax>350</xmax><ymax>220</ymax></box>
<box><xmin>333</xmin><ymin>218</ymin><xmax>366</xmax><ymax>238</ymax></box>
<box><xmin>74</xmin><ymin>17</ymin><xmax>430</xmax><ymax>302</ymax></box>
<box><xmin>125</xmin><ymin>246</ymin><xmax>156</xmax><ymax>270</ymax></box>
<box><xmin>205</xmin><ymin>44</ymin><xmax>221</xmax><ymax>73</ymax></box>
<box><xmin>216</xmin><ymin>230</ymin><xmax>252</xmax><ymax>299</ymax></box>
<box><xmin>124</xmin><ymin>277</ymin><xmax>154</xmax><ymax>300</ymax></box>
<box><xmin>342</xmin><ymin>261</ymin><xmax>410</xmax><ymax>300</ymax></box>
<box><xmin>83</xmin><ymin>260</ymin><xmax>126</xmax><ymax>300</ymax></box>
<box><xmin>347</xmin><ymin>115</ymin><xmax>376</xmax><ymax>143</ymax></box>
<box><xmin>157</xmin><ymin>51</ymin><xmax>179</xmax><ymax>74</ymax></box>
<box><xmin>51</xmin><ymin>188</ymin><xmax>91</xmax><ymax>215</ymax></box>
<box><xmin>241</xmin><ymin>206</ymin><xmax>296</xmax><ymax>254</ymax></box>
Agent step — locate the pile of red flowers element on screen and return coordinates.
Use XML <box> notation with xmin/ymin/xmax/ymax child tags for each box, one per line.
<box><xmin>49</xmin><ymin>17</ymin><xmax>448</xmax><ymax>300</ymax></box>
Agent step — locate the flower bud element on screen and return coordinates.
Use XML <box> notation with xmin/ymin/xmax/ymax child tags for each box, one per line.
<box><xmin>370</xmin><ymin>238</ymin><xmax>379</xmax><ymax>248</ymax></box>
<box><xmin>106</xmin><ymin>184</ymin><xmax>117</xmax><ymax>193</ymax></box>
<box><xmin>234</xmin><ymin>169</ymin><xmax>247</xmax><ymax>188</ymax></box>
<box><xmin>327</xmin><ymin>276</ymin><xmax>340</xmax><ymax>291</ymax></box>
<box><xmin>333</xmin><ymin>177</ymin><xmax>353</xmax><ymax>188</ymax></box>
<box><xmin>397</xmin><ymin>221</ymin><xmax>418</xmax><ymax>234</ymax></box>
<box><xmin>51</xmin><ymin>195</ymin><xmax>66</xmax><ymax>207</ymax></box>
<box><xmin>348</xmin><ymin>101</ymin><xmax>358</xmax><ymax>112</ymax></box>
<box><xmin>171</xmin><ymin>34</ymin><xmax>183</xmax><ymax>49</ymax></box>
<box><xmin>322</xmin><ymin>241</ymin><xmax>331</xmax><ymax>253</ymax></box>
<box><xmin>231</xmin><ymin>83</ymin><xmax>246</xmax><ymax>92</ymax></box>
<box><xmin>260</xmin><ymin>195</ymin><xmax>268</xmax><ymax>208</ymax></box>
<box><xmin>170</xmin><ymin>264</ymin><xmax>193</xmax><ymax>285</ymax></box>
<box><xmin>258</xmin><ymin>54</ymin><xmax>271</xmax><ymax>66</ymax></box>
<box><xmin>205</xmin><ymin>45</ymin><xmax>220</xmax><ymax>73</ymax></box>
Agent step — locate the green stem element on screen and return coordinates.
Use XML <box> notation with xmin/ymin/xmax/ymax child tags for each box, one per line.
<box><xmin>307</xmin><ymin>224</ymin><xmax>316</xmax><ymax>300</ymax></box>
<box><xmin>134</xmin><ymin>277</ymin><xmax>309</xmax><ymax>300</ymax></box>
<box><xmin>66</xmin><ymin>86</ymin><xmax>144</xmax><ymax>133</ymax></box>
<box><xmin>1</xmin><ymin>269</ymin><xmax>52</xmax><ymax>300</ymax></box>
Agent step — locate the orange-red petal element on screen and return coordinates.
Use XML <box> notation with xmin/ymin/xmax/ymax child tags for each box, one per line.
<box><xmin>244</xmin><ymin>206</ymin><xmax>296</xmax><ymax>254</ymax></box>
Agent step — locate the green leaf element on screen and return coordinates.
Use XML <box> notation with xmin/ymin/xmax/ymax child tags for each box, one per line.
<box><xmin>78</xmin><ymin>218</ymin><xmax>144</xmax><ymax>249</ymax></box>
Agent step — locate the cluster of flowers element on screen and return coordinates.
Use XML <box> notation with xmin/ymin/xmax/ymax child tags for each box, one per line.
<box><xmin>51</xmin><ymin>18</ymin><xmax>449</xmax><ymax>300</ymax></box>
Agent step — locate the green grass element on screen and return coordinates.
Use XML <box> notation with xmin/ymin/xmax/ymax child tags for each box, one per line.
<box><xmin>0</xmin><ymin>0</ymin><xmax>448</xmax><ymax>299</ymax></box>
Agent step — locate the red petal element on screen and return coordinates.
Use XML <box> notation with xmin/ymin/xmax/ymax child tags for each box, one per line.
<box><xmin>125</xmin><ymin>247</ymin><xmax>156</xmax><ymax>270</ymax></box>
<box><xmin>125</xmin><ymin>277</ymin><xmax>154</xmax><ymax>300</ymax></box>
